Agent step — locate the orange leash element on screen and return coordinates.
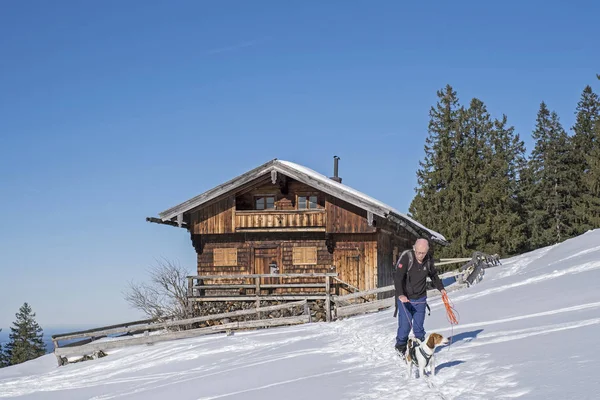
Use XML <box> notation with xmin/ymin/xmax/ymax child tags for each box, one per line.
<box><xmin>442</xmin><ymin>291</ymin><xmax>459</xmax><ymax>325</ymax></box>
<box><xmin>442</xmin><ymin>291</ymin><xmax>459</xmax><ymax>348</ymax></box>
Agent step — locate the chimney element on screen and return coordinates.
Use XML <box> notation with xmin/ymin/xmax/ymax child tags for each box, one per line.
<box><xmin>330</xmin><ymin>156</ymin><xmax>342</xmax><ymax>183</ymax></box>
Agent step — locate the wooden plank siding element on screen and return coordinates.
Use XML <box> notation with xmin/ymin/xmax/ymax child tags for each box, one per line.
<box><xmin>376</xmin><ymin>229</ymin><xmax>414</xmax><ymax>298</ymax></box>
<box><xmin>190</xmin><ymin>196</ymin><xmax>235</xmax><ymax>234</ymax></box>
<box><xmin>235</xmin><ymin>181</ymin><xmax>325</xmax><ymax>211</ymax></box>
<box><xmin>197</xmin><ymin>233</ymin><xmax>333</xmax><ymax>294</ymax></box>
<box><xmin>325</xmin><ymin>195</ymin><xmax>377</xmax><ymax>234</ymax></box>
<box><xmin>332</xmin><ymin>234</ymin><xmax>377</xmax><ymax>293</ymax></box>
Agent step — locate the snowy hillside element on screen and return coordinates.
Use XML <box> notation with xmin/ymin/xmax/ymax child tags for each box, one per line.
<box><xmin>2</xmin><ymin>229</ymin><xmax>600</xmax><ymax>399</ymax></box>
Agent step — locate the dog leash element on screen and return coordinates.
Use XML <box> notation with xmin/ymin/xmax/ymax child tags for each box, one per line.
<box><xmin>400</xmin><ymin>293</ymin><xmax>460</xmax><ymax>347</ymax></box>
<box><xmin>442</xmin><ymin>292</ymin><xmax>459</xmax><ymax>347</ymax></box>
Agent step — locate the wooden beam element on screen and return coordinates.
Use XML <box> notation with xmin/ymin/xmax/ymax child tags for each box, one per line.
<box><xmin>271</xmin><ymin>170</ymin><xmax>277</xmax><ymax>184</ymax></box>
<box><xmin>367</xmin><ymin>211</ymin><xmax>373</xmax><ymax>226</ymax></box>
<box><xmin>235</xmin><ymin>227</ymin><xmax>326</xmax><ymax>233</ymax></box>
<box><xmin>189</xmin><ymin>295</ymin><xmax>328</xmax><ymax>301</ymax></box>
<box><xmin>145</xmin><ymin>217</ymin><xmax>188</xmax><ymax>229</ymax></box>
<box><xmin>188</xmin><ymin>273</ymin><xmax>338</xmax><ymax>279</ymax></box>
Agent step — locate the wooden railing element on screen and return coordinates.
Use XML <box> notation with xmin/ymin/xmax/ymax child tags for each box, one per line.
<box><xmin>52</xmin><ymin>300</ymin><xmax>311</xmax><ymax>366</ymax></box>
<box><xmin>332</xmin><ymin>252</ymin><xmax>502</xmax><ymax>319</ymax></box>
<box><xmin>235</xmin><ymin>210</ymin><xmax>326</xmax><ymax>231</ymax></box>
<box><xmin>187</xmin><ymin>273</ymin><xmax>338</xmax><ymax>321</ymax></box>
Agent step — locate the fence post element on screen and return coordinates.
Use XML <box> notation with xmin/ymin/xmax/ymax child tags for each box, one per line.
<box><xmin>304</xmin><ymin>301</ymin><xmax>312</xmax><ymax>323</ymax></box>
<box><xmin>187</xmin><ymin>277</ymin><xmax>195</xmax><ymax>316</ymax></box>
<box><xmin>255</xmin><ymin>276</ymin><xmax>261</xmax><ymax>314</ymax></box>
<box><xmin>325</xmin><ymin>275</ymin><xmax>331</xmax><ymax>322</ymax></box>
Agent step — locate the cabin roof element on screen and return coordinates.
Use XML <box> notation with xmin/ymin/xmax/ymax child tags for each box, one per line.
<box><xmin>156</xmin><ymin>159</ymin><xmax>448</xmax><ymax>245</ymax></box>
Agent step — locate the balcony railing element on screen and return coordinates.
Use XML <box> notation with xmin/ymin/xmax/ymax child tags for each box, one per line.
<box><xmin>235</xmin><ymin>209</ymin><xmax>326</xmax><ymax>231</ymax></box>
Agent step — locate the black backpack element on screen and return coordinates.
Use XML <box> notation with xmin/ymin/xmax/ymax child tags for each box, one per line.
<box><xmin>392</xmin><ymin>249</ymin><xmax>432</xmax><ymax>318</ymax></box>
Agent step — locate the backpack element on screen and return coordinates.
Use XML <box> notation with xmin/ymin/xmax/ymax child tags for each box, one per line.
<box><xmin>392</xmin><ymin>249</ymin><xmax>432</xmax><ymax>318</ymax></box>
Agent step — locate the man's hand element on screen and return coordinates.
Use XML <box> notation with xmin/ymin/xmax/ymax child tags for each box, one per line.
<box><xmin>441</xmin><ymin>289</ymin><xmax>447</xmax><ymax>296</ymax></box>
<box><xmin>398</xmin><ymin>295</ymin><xmax>409</xmax><ymax>303</ymax></box>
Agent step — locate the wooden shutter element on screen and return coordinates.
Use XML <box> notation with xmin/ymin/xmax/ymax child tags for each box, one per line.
<box><xmin>213</xmin><ymin>248</ymin><xmax>237</xmax><ymax>266</ymax></box>
<box><xmin>292</xmin><ymin>247</ymin><xmax>317</xmax><ymax>265</ymax></box>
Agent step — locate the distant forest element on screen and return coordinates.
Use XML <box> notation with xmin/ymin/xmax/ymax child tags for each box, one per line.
<box><xmin>410</xmin><ymin>74</ymin><xmax>600</xmax><ymax>258</ymax></box>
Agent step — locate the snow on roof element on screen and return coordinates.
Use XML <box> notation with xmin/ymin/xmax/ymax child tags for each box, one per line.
<box><xmin>277</xmin><ymin>160</ymin><xmax>447</xmax><ymax>243</ymax></box>
<box><xmin>157</xmin><ymin>159</ymin><xmax>447</xmax><ymax>245</ymax></box>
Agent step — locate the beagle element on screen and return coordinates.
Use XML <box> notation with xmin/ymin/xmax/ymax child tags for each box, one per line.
<box><xmin>405</xmin><ymin>333</ymin><xmax>449</xmax><ymax>378</ymax></box>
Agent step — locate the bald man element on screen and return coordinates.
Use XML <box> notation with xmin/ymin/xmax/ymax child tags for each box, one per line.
<box><xmin>393</xmin><ymin>238</ymin><xmax>446</xmax><ymax>357</ymax></box>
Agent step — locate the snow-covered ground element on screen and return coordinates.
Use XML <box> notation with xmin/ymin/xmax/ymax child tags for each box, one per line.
<box><xmin>2</xmin><ymin>229</ymin><xmax>600</xmax><ymax>399</ymax></box>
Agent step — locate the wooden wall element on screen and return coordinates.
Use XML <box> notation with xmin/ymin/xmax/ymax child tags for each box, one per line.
<box><xmin>197</xmin><ymin>233</ymin><xmax>331</xmax><ymax>276</ymax></box>
<box><xmin>325</xmin><ymin>196</ymin><xmax>377</xmax><ymax>234</ymax></box>
<box><xmin>376</xmin><ymin>228</ymin><xmax>415</xmax><ymax>295</ymax></box>
<box><xmin>190</xmin><ymin>197</ymin><xmax>235</xmax><ymax>234</ymax></box>
<box><xmin>195</xmin><ymin>232</ymin><xmax>382</xmax><ymax>292</ymax></box>
<box><xmin>330</xmin><ymin>234</ymin><xmax>377</xmax><ymax>292</ymax></box>
<box><xmin>235</xmin><ymin>181</ymin><xmax>325</xmax><ymax>211</ymax></box>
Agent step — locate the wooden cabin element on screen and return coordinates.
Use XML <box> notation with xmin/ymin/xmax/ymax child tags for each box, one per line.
<box><xmin>147</xmin><ymin>158</ymin><xmax>447</xmax><ymax>296</ymax></box>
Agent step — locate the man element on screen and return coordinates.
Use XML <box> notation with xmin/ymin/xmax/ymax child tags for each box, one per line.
<box><xmin>393</xmin><ymin>238</ymin><xmax>446</xmax><ymax>356</ymax></box>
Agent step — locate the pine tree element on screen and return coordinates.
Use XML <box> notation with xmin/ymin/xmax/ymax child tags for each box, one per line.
<box><xmin>524</xmin><ymin>103</ymin><xmax>579</xmax><ymax>248</ymax></box>
<box><xmin>571</xmin><ymin>85</ymin><xmax>600</xmax><ymax>232</ymax></box>
<box><xmin>4</xmin><ymin>303</ymin><xmax>46</xmax><ymax>365</ymax></box>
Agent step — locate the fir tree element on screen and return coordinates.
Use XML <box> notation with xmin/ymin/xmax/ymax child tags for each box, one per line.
<box><xmin>4</xmin><ymin>303</ymin><xmax>46</xmax><ymax>365</ymax></box>
<box><xmin>450</xmin><ymin>98</ymin><xmax>494</xmax><ymax>256</ymax></box>
<box><xmin>524</xmin><ymin>103</ymin><xmax>579</xmax><ymax>248</ymax></box>
<box><xmin>479</xmin><ymin>115</ymin><xmax>528</xmax><ymax>255</ymax></box>
<box><xmin>410</xmin><ymin>84</ymin><xmax>461</xmax><ymax>256</ymax></box>
<box><xmin>571</xmin><ymin>85</ymin><xmax>600</xmax><ymax>232</ymax></box>
<box><xmin>0</xmin><ymin>329</ymin><xmax>8</xmax><ymax>368</ymax></box>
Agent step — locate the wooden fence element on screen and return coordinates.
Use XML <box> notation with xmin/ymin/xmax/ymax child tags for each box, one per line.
<box><xmin>52</xmin><ymin>300</ymin><xmax>310</xmax><ymax>366</ymax></box>
<box><xmin>332</xmin><ymin>252</ymin><xmax>501</xmax><ymax>319</ymax></box>
<box><xmin>51</xmin><ymin>255</ymin><xmax>501</xmax><ymax>366</ymax></box>
<box><xmin>187</xmin><ymin>272</ymin><xmax>338</xmax><ymax>322</ymax></box>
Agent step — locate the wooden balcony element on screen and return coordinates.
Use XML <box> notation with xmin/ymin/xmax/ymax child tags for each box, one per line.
<box><xmin>235</xmin><ymin>210</ymin><xmax>326</xmax><ymax>232</ymax></box>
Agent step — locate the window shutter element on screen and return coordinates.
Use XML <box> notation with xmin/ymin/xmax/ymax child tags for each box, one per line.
<box><xmin>293</xmin><ymin>247</ymin><xmax>317</xmax><ymax>265</ymax></box>
<box><xmin>214</xmin><ymin>248</ymin><xmax>237</xmax><ymax>266</ymax></box>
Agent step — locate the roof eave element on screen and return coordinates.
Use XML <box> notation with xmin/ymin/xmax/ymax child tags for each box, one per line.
<box><xmin>158</xmin><ymin>158</ymin><xmax>278</xmax><ymax>221</ymax></box>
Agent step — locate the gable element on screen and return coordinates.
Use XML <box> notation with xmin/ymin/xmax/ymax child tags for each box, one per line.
<box><xmin>155</xmin><ymin>159</ymin><xmax>447</xmax><ymax>245</ymax></box>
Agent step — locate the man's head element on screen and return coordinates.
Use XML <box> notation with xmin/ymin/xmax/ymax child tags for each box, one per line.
<box><xmin>413</xmin><ymin>238</ymin><xmax>430</xmax><ymax>263</ymax></box>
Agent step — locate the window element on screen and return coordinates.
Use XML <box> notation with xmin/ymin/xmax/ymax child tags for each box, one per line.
<box><xmin>255</xmin><ymin>196</ymin><xmax>275</xmax><ymax>210</ymax></box>
<box><xmin>292</xmin><ymin>247</ymin><xmax>317</xmax><ymax>265</ymax></box>
<box><xmin>298</xmin><ymin>195</ymin><xmax>318</xmax><ymax>209</ymax></box>
<box><xmin>213</xmin><ymin>248</ymin><xmax>238</xmax><ymax>266</ymax></box>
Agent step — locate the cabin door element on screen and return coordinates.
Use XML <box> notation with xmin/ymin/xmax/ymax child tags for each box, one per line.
<box><xmin>334</xmin><ymin>249</ymin><xmax>361</xmax><ymax>292</ymax></box>
<box><xmin>253</xmin><ymin>247</ymin><xmax>279</xmax><ymax>287</ymax></box>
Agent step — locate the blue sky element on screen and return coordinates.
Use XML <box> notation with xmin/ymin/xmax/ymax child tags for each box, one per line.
<box><xmin>0</xmin><ymin>0</ymin><xmax>598</xmax><ymax>329</ymax></box>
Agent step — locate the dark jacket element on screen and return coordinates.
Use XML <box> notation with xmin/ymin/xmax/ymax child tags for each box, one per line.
<box><xmin>393</xmin><ymin>250</ymin><xmax>445</xmax><ymax>300</ymax></box>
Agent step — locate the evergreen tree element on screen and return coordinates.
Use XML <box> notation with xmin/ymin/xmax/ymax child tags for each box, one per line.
<box><xmin>571</xmin><ymin>84</ymin><xmax>600</xmax><ymax>230</ymax></box>
<box><xmin>450</xmin><ymin>98</ymin><xmax>494</xmax><ymax>256</ymax></box>
<box><xmin>410</xmin><ymin>84</ymin><xmax>461</xmax><ymax>256</ymax></box>
<box><xmin>524</xmin><ymin>103</ymin><xmax>579</xmax><ymax>248</ymax></box>
<box><xmin>479</xmin><ymin>115</ymin><xmax>528</xmax><ymax>255</ymax></box>
<box><xmin>0</xmin><ymin>329</ymin><xmax>8</xmax><ymax>368</ymax></box>
<box><xmin>4</xmin><ymin>303</ymin><xmax>46</xmax><ymax>365</ymax></box>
